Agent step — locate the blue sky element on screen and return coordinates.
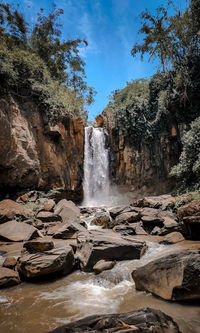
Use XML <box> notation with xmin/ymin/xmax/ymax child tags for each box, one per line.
<box><xmin>7</xmin><ymin>0</ymin><xmax>187</xmax><ymax>120</ymax></box>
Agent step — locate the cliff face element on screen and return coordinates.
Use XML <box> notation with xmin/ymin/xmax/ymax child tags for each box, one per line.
<box><xmin>0</xmin><ymin>98</ymin><xmax>84</xmax><ymax>201</ymax></box>
<box><xmin>98</xmin><ymin>114</ymin><xmax>182</xmax><ymax>195</ymax></box>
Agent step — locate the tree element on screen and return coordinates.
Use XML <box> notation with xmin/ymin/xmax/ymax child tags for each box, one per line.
<box><xmin>131</xmin><ymin>1</ymin><xmax>200</xmax><ymax>71</ymax></box>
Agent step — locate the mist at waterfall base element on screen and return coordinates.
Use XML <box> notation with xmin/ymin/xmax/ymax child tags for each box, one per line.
<box><xmin>82</xmin><ymin>126</ymin><xmax>128</xmax><ymax>207</ymax></box>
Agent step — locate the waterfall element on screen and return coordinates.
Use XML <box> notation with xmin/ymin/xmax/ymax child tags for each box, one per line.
<box><xmin>82</xmin><ymin>126</ymin><xmax>110</xmax><ymax>206</ymax></box>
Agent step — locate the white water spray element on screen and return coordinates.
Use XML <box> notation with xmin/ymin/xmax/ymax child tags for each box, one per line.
<box><xmin>82</xmin><ymin>126</ymin><xmax>110</xmax><ymax>206</ymax></box>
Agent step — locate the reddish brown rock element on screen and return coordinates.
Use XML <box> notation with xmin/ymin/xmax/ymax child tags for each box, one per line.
<box><xmin>177</xmin><ymin>201</ymin><xmax>200</xmax><ymax>219</ymax></box>
<box><xmin>43</xmin><ymin>199</ymin><xmax>55</xmax><ymax>212</ymax></box>
<box><xmin>0</xmin><ymin>199</ymin><xmax>31</xmax><ymax>224</ymax></box>
<box><xmin>3</xmin><ymin>257</ymin><xmax>17</xmax><ymax>269</ymax></box>
<box><xmin>0</xmin><ymin>267</ymin><xmax>21</xmax><ymax>288</ymax></box>
<box><xmin>54</xmin><ymin>199</ymin><xmax>80</xmax><ymax>223</ymax></box>
<box><xmin>160</xmin><ymin>232</ymin><xmax>185</xmax><ymax>244</ymax></box>
<box><xmin>0</xmin><ymin>220</ymin><xmax>40</xmax><ymax>242</ymax></box>
<box><xmin>17</xmin><ymin>245</ymin><xmax>74</xmax><ymax>279</ymax></box>
<box><xmin>36</xmin><ymin>211</ymin><xmax>62</xmax><ymax>223</ymax></box>
<box><xmin>93</xmin><ymin>259</ymin><xmax>116</xmax><ymax>274</ymax></box>
<box><xmin>0</xmin><ymin>98</ymin><xmax>84</xmax><ymax>202</ymax></box>
<box><xmin>23</xmin><ymin>240</ymin><xmax>54</xmax><ymax>252</ymax></box>
<box><xmin>132</xmin><ymin>250</ymin><xmax>200</xmax><ymax>301</ymax></box>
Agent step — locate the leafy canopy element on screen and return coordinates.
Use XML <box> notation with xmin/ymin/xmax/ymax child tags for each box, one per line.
<box><xmin>0</xmin><ymin>3</ymin><xmax>95</xmax><ymax>122</ymax></box>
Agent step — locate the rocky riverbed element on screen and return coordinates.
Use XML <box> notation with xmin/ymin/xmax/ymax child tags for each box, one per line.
<box><xmin>0</xmin><ymin>192</ymin><xmax>200</xmax><ymax>332</ymax></box>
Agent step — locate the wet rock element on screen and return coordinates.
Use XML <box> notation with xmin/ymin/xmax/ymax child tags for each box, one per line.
<box><xmin>53</xmin><ymin>221</ymin><xmax>86</xmax><ymax>239</ymax></box>
<box><xmin>115</xmin><ymin>211</ymin><xmax>140</xmax><ymax>225</ymax></box>
<box><xmin>3</xmin><ymin>256</ymin><xmax>17</xmax><ymax>269</ymax></box>
<box><xmin>109</xmin><ymin>206</ymin><xmax>130</xmax><ymax>219</ymax></box>
<box><xmin>54</xmin><ymin>200</ymin><xmax>80</xmax><ymax>223</ymax></box>
<box><xmin>182</xmin><ymin>216</ymin><xmax>200</xmax><ymax>240</ymax></box>
<box><xmin>45</xmin><ymin>307</ymin><xmax>181</xmax><ymax>333</ymax></box>
<box><xmin>132</xmin><ymin>249</ymin><xmax>200</xmax><ymax>301</ymax></box>
<box><xmin>93</xmin><ymin>259</ymin><xmax>116</xmax><ymax>274</ymax></box>
<box><xmin>17</xmin><ymin>245</ymin><xmax>74</xmax><ymax>279</ymax></box>
<box><xmin>114</xmin><ymin>224</ymin><xmax>136</xmax><ymax>236</ymax></box>
<box><xmin>177</xmin><ymin>200</ymin><xmax>200</xmax><ymax>219</ymax></box>
<box><xmin>36</xmin><ymin>211</ymin><xmax>62</xmax><ymax>223</ymax></box>
<box><xmin>160</xmin><ymin>232</ymin><xmax>185</xmax><ymax>245</ymax></box>
<box><xmin>0</xmin><ymin>199</ymin><xmax>31</xmax><ymax>224</ymax></box>
<box><xmin>0</xmin><ymin>267</ymin><xmax>21</xmax><ymax>288</ymax></box>
<box><xmin>0</xmin><ymin>220</ymin><xmax>40</xmax><ymax>242</ymax></box>
<box><xmin>76</xmin><ymin>229</ymin><xmax>147</xmax><ymax>272</ymax></box>
<box><xmin>23</xmin><ymin>240</ymin><xmax>54</xmax><ymax>252</ymax></box>
<box><xmin>91</xmin><ymin>213</ymin><xmax>110</xmax><ymax>227</ymax></box>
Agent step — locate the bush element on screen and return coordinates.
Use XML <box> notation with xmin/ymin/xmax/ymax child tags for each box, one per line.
<box><xmin>171</xmin><ymin>116</ymin><xmax>200</xmax><ymax>192</ymax></box>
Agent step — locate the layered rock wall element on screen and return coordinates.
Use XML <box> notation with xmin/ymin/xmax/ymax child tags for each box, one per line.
<box><xmin>98</xmin><ymin>114</ymin><xmax>182</xmax><ymax>194</ymax></box>
<box><xmin>0</xmin><ymin>98</ymin><xmax>84</xmax><ymax>201</ymax></box>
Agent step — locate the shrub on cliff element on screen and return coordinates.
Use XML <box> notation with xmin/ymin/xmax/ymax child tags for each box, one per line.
<box><xmin>171</xmin><ymin>117</ymin><xmax>200</xmax><ymax>193</ymax></box>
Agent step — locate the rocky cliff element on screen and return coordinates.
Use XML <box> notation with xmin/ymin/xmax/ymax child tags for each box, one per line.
<box><xmin>0</xmin><ymin>97</ymin><xmax>84</xmax><ymax>201</ymax></box>
<box><xmin>96</xmin><ymin>114</ymin><xmax>182</xmax><ymax>195</ymax></box>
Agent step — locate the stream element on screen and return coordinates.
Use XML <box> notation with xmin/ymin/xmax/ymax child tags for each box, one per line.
<box><xmin>0</xmin><ymin>236</ymin><xmax>200</xmax><ymax>333</ymax></box>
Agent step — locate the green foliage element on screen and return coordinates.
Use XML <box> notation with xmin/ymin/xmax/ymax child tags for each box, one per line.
<box><xmin>171</xmin><ymin>117</ymin><xmax>200</xmax><ymax>192</ymax></box>
<box><xmin>0</xmin><ymin>43</ymin><xmax>83</xmax><ymax>122</ymax></box>
<box><xmin>0</xmin><ymin>3</ymin><xmax>95</xmax><ymax>122</ymax></box>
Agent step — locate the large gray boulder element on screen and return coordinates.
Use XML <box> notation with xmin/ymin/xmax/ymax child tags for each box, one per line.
<box><xmin>17</xmin><ymin>245</ymin><xmax>74</xmax><ymax>279</ymax></box>
<box><xmin>45</xmin><ymin>308</ymin><xmax>181</xmax><ymax>333</ymax></box>
<box><xmin>132</xmin><ymin>250</ymin><xmax>200</xmax><ymax>301</ymax></box>
<box><xmin>54</xmin><ymin>199</ymin><xmax>80</xmax><ymax>223</ymax></box>
<box><xmin>0</xmin><ymin>220</ymin><xmax>40</xmax><ymax>242</ymax></box>
<box><xmin>76</xmin><ymin>229</ymin><xmax>147</xmax><ymax>272</ymax></box>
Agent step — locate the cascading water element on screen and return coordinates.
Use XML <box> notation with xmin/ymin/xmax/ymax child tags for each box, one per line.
<box><xmin>82</xmin><ymin>126</ymin><xmax>110</xmax><ymax>206</ymax></box>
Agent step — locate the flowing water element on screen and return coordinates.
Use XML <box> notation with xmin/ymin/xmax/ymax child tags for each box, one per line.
<box><xmin>82</xmin><ymin>126</ymin><xmax>110</xmax><ymax>207</ymax></box>
<box><xmin>0</xmin><ymin>238</ymin><xmax>200</xmax><ymax>333</ymax></box>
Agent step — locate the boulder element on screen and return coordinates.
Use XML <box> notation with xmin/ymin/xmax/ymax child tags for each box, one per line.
<box><xmin>140</xmin><ymin>207</ymin><xmax>159</xmax><ymax>217</ymax></box>
<box><xmin>114</xmin><ymin>224</ymin><xmax>136</xmax><ymax>236</ymax></box>
<box><xmin>177</xmin><ymin>200</ymin><xmax>200</xmax><ymax>219</ymax></box>
<box><xmin>76</xmin><ymin>230</ymin><xmax>147</xmax><ymax>272</ymax></box>
<box><xmin>23</xmin><ymin>240</ymin><xmax>54</xmax><ymax>252</ymax></box>
<box><xmin>93</xmin><ymin>259</ymin><xmax>116</xmax><ymax>274</ymax></box>
<box><xmin>109</xmin><ymin>206</ymin><xmax>130</xmax><ymax>219</ymax></box>
<box><xmin>132</xmin><ymin>250</ymin><xmax>200</xmax><ymax>301</ymax></box>
<box><xmin>91</xmin><ymin>213</ymin><xmax>110</xmax><ymax>227</ymax></box>
<box><xmin>183</xmin><ymin>216</ymin><xmax>200</xmax><ymax>240</ymax></box>
<box><xmin>160</xmin><ymin>232</ymin><xmax>185</xmax><ymax>245</ymax></box>
<box><xmin>42</xmin><ymin>199</ymin><xmax>56</xmax><ymax>212</ymax></box>
<box><xmin>54</xmin><ymin>199</ymin><xmax>80</xmax><ymax>223</ymax></box>
<box><xmin>45</xmin><ymin>308</ymin><xmax>181</xmax><ymax>333</ymax></box>
<box><xmin>36</xmin><ymin>211</ymin><xmax>62</xmax><ymax>223</ymax></box>
<box><xmin>0</xmin><ymin>267</ymin><xmax>21</xmax><ymax>288</ymax></box>
<box><xmin>3</xmin><ymin>256</ymin><xmax>17</xmax><ymax>269</ymax></box>
<box><xmin>53</xmin><ymin>221</ymin><xmax>86</xmax><ymax>239</ymax></box>
<box><xmin>135</xmin><ymin>195</ymin><xmax>174</xmax><ymax>210</ymax></box>
<box><xmin>17</xmin><ymin>245</ymin><xmax>74</xmax><ymax>279</ymax></box>
<box><xmin>0</xmin><ymin>199</ymin><xmax>31</xmax><ymax>224</ymax></box>
<box><xmin>135</xmin><ymin>224</ymin><xmax>148</xmax><ymax>235</ymax></box>
<box><xmin>0</xmin><ymin>220</ymin><xmax>40</xmax><ymax>242</ymax></box>
<box><xmin>115</xmin><ymin>211</ymin><xmax>140</xmax><ymax>225</ymax></box>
